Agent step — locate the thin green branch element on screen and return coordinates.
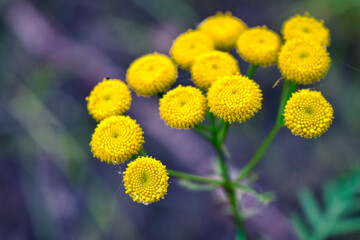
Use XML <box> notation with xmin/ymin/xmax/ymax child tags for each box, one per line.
<box><xmin>194</xmin><ymin>124</ymin><xmax>212</xmax><ymax>132</ymax></box>
<box><xmin>193</xmin><ymin>126</ymin><xmax>213</xmax><ymax>141</ymax></box>
<box><xmin>237</xmin><ymin>124</ymin><xmax>281</xmax><ymax>181</ymax></box>
<box><xmin>247</xmin><ymin>64</ymin><xmax>258</xmax><ymax>79</ymax></box>
<box><xmin>237</xmin><ymin>79</ymin><xmax>298</xmax><ymax>182</ymax></box>
<box><xmin>167</xmin><ymin>169</ymin><xmax>224</xmax><ymax>186</ymax></box>
<box><xmin>219</xmin><ymin>121</ymin><xmax>230</xmax><ymax>144</ymax></box>
<box><xmin>139</xmin><ymin>148</ymin><xmax>147</xmax><ymax>157</ymax></box>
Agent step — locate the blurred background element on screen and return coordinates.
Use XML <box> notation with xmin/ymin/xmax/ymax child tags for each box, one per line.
<box><xmin>0</xmin><ymin>0</ymin><xmax>359</xmax><ymax>239</ymax></box>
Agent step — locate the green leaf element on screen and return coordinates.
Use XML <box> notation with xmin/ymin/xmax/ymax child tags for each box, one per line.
<box><xmin>298</xmin><ymin>188</ymin><xmax>322</xmax><ymax>226</ymax></box>
<box><xmin>330</xmin><ymin>218</ymin><xmax>360</xmax><ymax>236</ymax></box>
<box><xmin>292</xmin><ymin>169</ymin><xmax>360</xmax><ymax>240</ymax></box>
<box><xmin>291</xmin><ymin>214</ymin><xmax>309</xmax><ymax>240</ymax></box>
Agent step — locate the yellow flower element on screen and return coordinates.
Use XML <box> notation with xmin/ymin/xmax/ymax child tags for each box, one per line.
<box><xmin>170</xmin><ymin>30</ymin><xmax>214</xmax><ymax>69</ymax></box>
<box><xmin>199</xmin><ymin>11</ymin><xmax>247</xmax><ymax>51</ymax></box>
<box><xmin>159</xmin><ymin>85</ymin><xmax>207</xmax><ymax>129</ymax></box>
<box><xmin>283</xmin><ymin>89</ymin><xmax>333</xmax><ymax>138</ymax></box>
<box><xmin>236</xmin><ymin>26</ymin><xmax>282</xmax><ymax>66</ymax></box>
<box><xmin>123</xmin><ymin>156</ymin><xmax>169</xmax><ymax>205</ymax></box>
<box><xmin>278</xmin><ymin>38</ymin><xmax>331</xmax><ymax>84</ymax></box>
<box><xmin>90</xmin><ymin>116</ymin><xmax>144</xmax><ymax>164</ymax></box>
<box><xmin>126</xmin><ymin>53</ymin><xmax>177</xmax><ymax>97</ymax></box>
<box><xmin>86</xmin><ymin>78</ymin><xmax>131</xmax><ymax>121</ymax></box>
<box><xmin>282</xmin><ymin>12</ymin><xmax>330</xmax><ymax>47</ymax></box>
<box><xmin>207</xmin><ymin>74</ymin><xmax>262</xmax><ymax>123</ymax></box>
<box><xmin>191</xmin><ymin>50</ymin><xmax>240</xmax><ymax>89</ymax></box>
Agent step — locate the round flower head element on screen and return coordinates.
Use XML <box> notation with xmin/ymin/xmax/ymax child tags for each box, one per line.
<box><xmin>207</xmin><ymin>75</ymin><xmax>262</xmax><ymax>123</ymax></box>
<box><xmin>284</xmin><ymin>89</ymin><xmax>333</xmax><ymax>138</ymax></box>
<box><xmin>90</xmin><ymin>116</ymin><xmax>144</xmax><ymax>164</ymax></box>
<box><xmin>159</xmin><ymin>85</ymin><xmax>207</xmax><ymax>129</ymax></box>
<box><xmin>282</xmin><ymin>12</ymin><xmax>330</xmax><ymax>47</ymax></box>
<box><xmin>170</xmin><ymin>30</ymin><xmax>214</xmax><ymax>69</ymax></box>
<box><xmin>126</xmin><ymin>53</ymin><xmax>177</xmax><ymax>97</ymax></box>
<box><xmin>199</xmin><ymin>12</ymin><xmax>247</xmax><ymax>51</ymax></box>
<box><xmin>123</xmin><ymin>156</ymin><xmax>169</xmax><ymax>205</ymax></box>
<box><xmin>191</xmin><ymin>50</ymin><xmax>240</xmax><ymax>89</ymax></box>
<box><xmin>236</xmin><ymin>26</ymin><xmax>282</xmax><ymax>66</ymax></box>
<box><xmin>278</xmin><ymin>38</ymin><xmax>331</xmax><ymax>84</ymax></box>
<box><xmin>86</xmin><ymin>78</ymin><xmax>131</xmax><ymax>121</ymax></box>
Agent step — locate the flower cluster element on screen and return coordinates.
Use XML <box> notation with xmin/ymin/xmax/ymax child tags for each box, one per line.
<box><xmin>86</xmin><ymin>11</ymin><xmax>334</xmax><ymax>206</ymax></box>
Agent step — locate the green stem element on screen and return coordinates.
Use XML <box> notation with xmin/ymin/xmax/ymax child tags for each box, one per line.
<box><xmin>168</xmin><ymin>169</ymin><xmax>266</xmax><ymax>198</ymax></box>
<box><xmin>219</xmin><ymin>121</ymin><xmax>230</xmax><ymax>144</ymax></box>
<box><xmin>167</xmin><ymin>169</ymin><xmax>224</xmax><ymax>186</ymax></box>
<box><xmin>208</xmin><ymin>116</ymin><xmax>246</xmax><ymax>239</ymax></box>
<box><xmin>237</xmin><ymin>124</ymin><xmax>281</xmax><ymax>181</ymax></box>
<box><xmin>193</xmin><ymin>126</ymin><xmax>213</xmax><ymax>141</ymax></box>
<box><xmin>213</xmin><ymin>142</ymin><xmax>246</xmax><ymax>239</ymax></box>
<box><xmin>139</xmin><ymin>148</ymin><xmax>147</xmax><ymax>157</ymax></box>
<box><xmin>237</xmin><ymin>79</ymin><xmax>298</xmax><ymax>181</ymax></box>
<box><xmin>157</xmin><ymin>92</ymin><xmax>164</xmax><ymax>98</ymax></box>
<box><xmin>247</xmin><ymin>64</ymin><xmax>258</xmax><ymax>79</ymax></box>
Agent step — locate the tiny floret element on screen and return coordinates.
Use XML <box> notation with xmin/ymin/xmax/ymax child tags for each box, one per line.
<box><xmin>86</xmin><ymin>78</ymin><xmax>131</xmax><ymax>121</ymax></box>
<box><xmin>159</xmin><ymin>85</ymin><xmax>207</xmax><ymax>129</ymax></box>
<box><xmin>126</xmin><ymin>53</ymin><xmax>177</xmax><ymax>96</ymax></box>
<box><xmin>282</xmin><ymin>12</ymin><xmax>330</xmax><ymax>47</ymax></box>
<box><xmin>199</xmin><ymin>11</ymin><xmax>247</xmax><ymax>51</ymax></box>
<box><xmin>170</xmin><ymin>30</ymin><xmax>214</xmax><ymax>69</ymax></box>
<box><xmin>90</xmin><ymin>116</ymin><xmax>144</xmax><ymax>164</ymax></box>
<box><xmin>236</xmin><ymin>26</ymin><xmax>282</xmax><ymax>66</ymax></box>
<box><xmin>123</xmin><ymin>156</ymin><xmax>169</xmax><ymax>205</ymax></box>
<box><xmin>278</xmin><ymin>38</ymin><xmax>331</xmax><ymax>84</ymax></box>
<box><xmin>191</xmin><ymin>50</ymin><xmax>240</xmax><ymax>89</ymax></box>
<box><xmin>283</xmin><ymin>89</ymin><xmax>333</xmax><ymax>138</ymax></box>
<box><xmin>207</xmin><ymin>75</ymin><xmax>263</xmax><ymax>123</ymax></box>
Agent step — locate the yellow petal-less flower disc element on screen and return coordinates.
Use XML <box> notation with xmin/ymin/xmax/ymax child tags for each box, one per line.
<box><xmin>86</xmin><ymin>78</ymin><xmax>131</xmax><ymax>121</ymax></box>
<box><xmin>126</xmin><ymin>53</ymin><xmax>177</xmax><ymax>97</ymax></box>
<box><xmin>191</xmin><ymin>50</ymin><xmax>240</xmax><ymax>89</ymax></box>
<box><xmin>207</xmin><ymin>75</ymin><xmax>263</xmax><ymax>123</ymax></box>
<box><xmin>278</xmin><ymin>38</ymin><xmax>331</xmax><ymax>85</ymax></box>
<box><xmin>90</xmin><ymin>115</ymin><xmax>144</xmax><ymax>164</ymax></box>
<box><xmin>282</xmin><ymin>12</ymin><xmax>330</xmax><ymax>47</ymax></box>
<box><xmin>170</xmin><ymin>30</ymin><xmax>214</xmax><ymax>69</ymax></box>
<box><xmin>123</xmin><ymin>156</ymin><xmax>169</xmax><ymax>205</ymax></box>
<box><xmin>283</xmin><ymin>89</ymin><xmax>333</xmax><ymax>138</ymax></box>
<box><xmin>236</xmin><ymin>26</ymin><xmax>282</xmax><ymax>66</ymax></box>
<box><xmin>198</xmin><ymin>12</ymin><xmax>247</xmax><ymax>51</ymax></box>
<box><xmin>123</xmin><ymin>157</ymin><xmax>169</xmax><ymax>205</ymax></box>
<box><xmin>159</xmin><ymin>85</ymin><xmax>207</xmax><ymax>129</ymax></box>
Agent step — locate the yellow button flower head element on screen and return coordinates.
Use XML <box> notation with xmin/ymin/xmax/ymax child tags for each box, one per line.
<box><xmin>278</xmin><ymin>38</ymin><xmax>331</xmax><ymax>84</ymax></box>
<box><xmin>284</xmin><ymin>89</ymin><xmax>333</xmax><ymax>138</ymax></box>
<box><xmin>282</xmin><ymin>12</ymin><xmax>330</xmax><ymax>47</ymax></box>
<box><xmin>199</xmin><ymin>11</ymin><xmax>247</xmax><ymax>51</ymax></box>
<box><xmin>86</xmin><ymin>78</ymin><xmax>131</xmax><ymax>121</ymax></box>
<box><xmin>191</xmin><ymin>50</ymin><xmax>240</xmax><ymax>89</ymax></box>
<box><xmin>126</xmin><ymin>53</ymin><xmax>177</xmax><ymax>97</ymax></box>
<box><xmin>170</xmin><ymin>30</ymin><xmax>214</xmax><ymax>69</ymax></box>
<box><xmin>236</xmin><ymin>26</ymin><xmax>282</xmax><ymax>66</ymax></box>
<box><xmin>123</xmin><ymin>156</ymin><xmax>169</xmax><ymax>205</ymax></box>
<box><xmin>207</xmin><ymin>75</ymin><xmax>262</xmax><ymax>123</ymax></box>
<box><xmin>90</xmin><ymin>116</ymin><xmax>144</xmax><ymax>164</ymax></box>
<box><xmin>159</xmin><ymin>85</ymin><xmax>207</xmax><ymax>129</ymax></box>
